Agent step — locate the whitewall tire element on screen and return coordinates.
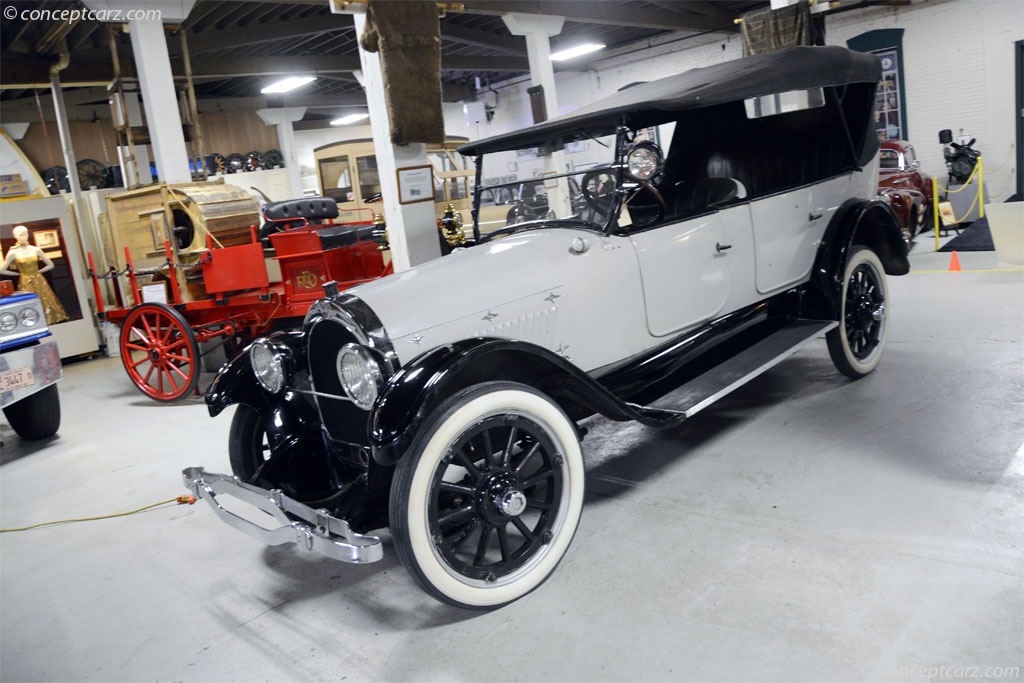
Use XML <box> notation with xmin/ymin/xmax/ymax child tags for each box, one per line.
<box><xmin>827</xmin><ymin>245</ymin><xmax>889</xmax><ymax>378</ymax></box>
<box><xmin>389</xmin><ymin>381</ymin><xmax>585</xmax><ymax>609</ymax></box>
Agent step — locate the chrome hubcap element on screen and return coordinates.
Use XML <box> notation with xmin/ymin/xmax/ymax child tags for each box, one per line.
<box><xmin>499</xmin><ymin>489</ymin><xmax>527</xmax><ymax>517</ymax></box>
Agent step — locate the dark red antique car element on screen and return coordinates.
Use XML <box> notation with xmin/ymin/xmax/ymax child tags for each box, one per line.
<box><xmin>877</xmin><ymin>139</ymin><xmax>934</xmax><ymax>242</ymax></box>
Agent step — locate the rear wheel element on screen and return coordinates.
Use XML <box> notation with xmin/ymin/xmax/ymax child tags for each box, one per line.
<box><xmin>3</xmin><ymin>384</ymin><xmax>60</xmax><ymax>440</ymax></box>
<box><xmin>827</xmin><ymin>246</ymin><xmax>889</xmax><ymax>378</ymax></box>
<box><xmin>119</xmin><ymin>303</ymin><xmax>200</xmax><ymax>402</ymax></box>
<box><xmin>390</xmin><ymin>382</ymin><xmax>584</xmax><ymax>609</ymax></box>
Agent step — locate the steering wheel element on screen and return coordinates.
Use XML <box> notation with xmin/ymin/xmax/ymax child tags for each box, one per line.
<box><xmin>625</xmin><ymin>181</ymin><xmax>666</xmax><ymax>227</ymax></box>
<box><xmin>581</xmin><ymin>169</ymin><xmax>617</xmax><ymax>216</ymax></box>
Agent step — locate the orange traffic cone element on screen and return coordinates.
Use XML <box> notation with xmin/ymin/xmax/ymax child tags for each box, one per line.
<box><xmin>948</xmin><ymin>250</ymin><xmax>961</xmax><ymax>272</ymax></box>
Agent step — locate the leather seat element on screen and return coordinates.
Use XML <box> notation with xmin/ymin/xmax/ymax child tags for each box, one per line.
<box><xmin>672</xmin><ymin>178</ymin><xmax>747</xmax><ymax>218</ymax></box>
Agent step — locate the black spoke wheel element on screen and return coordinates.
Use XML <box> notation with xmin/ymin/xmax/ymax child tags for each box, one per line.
<box><xmin>390</xmin><ymin>382</ymin><xmax>584</xmax><ymax>609</ymax></box>
<box><xmin>228</xmin><ymin>404</ymin><xmax>270</xmax><ymax>482</ymax></box>
<box><xmin>827</xmin><ymin>245</ymin><xmax>889</xmax><ymax>378</ymax></box>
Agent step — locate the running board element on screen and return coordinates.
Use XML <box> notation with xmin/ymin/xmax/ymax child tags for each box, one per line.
<box><xmin>638</xmin><ymin>319</ymin><xmax>837</xmax><ymax>420</ymax></box>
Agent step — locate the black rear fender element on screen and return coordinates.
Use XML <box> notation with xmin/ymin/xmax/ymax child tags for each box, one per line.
<box><xmin>803</xmin><ymin>198</ymin><xmax>909</xmax><ymax>319</ymax></box>
<box><xmin>370</xmin><ymin>338</ymin><xmax>644</xmax><ymax>466</ymax></box>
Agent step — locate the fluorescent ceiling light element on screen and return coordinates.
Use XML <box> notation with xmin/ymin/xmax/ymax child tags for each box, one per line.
<box><xmin>331</xmin><ymin>113</ymin><xmax>370</xmax><ymax>126</ymax></box>
<box><xmin>550</xmin><ymin>43</ymin><xmax>605</xmax><ymax>62</ymax></box>
<box><xmin>261</xmin><ymin>76</ymin><xmax>316</xmax><ymax>94</ymax></box>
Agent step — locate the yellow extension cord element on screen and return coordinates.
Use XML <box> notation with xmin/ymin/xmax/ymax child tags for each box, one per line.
<box><xmin>0</xmin><ymin>495</ymin><xmax>196</xmax><ymax>533</ymax></box>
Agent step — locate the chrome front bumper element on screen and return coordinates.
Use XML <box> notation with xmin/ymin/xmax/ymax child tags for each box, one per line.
<box><xmin>182</xmin><ymin>466</ymin><xmax>383</xmax><ymax>564</ymax></box>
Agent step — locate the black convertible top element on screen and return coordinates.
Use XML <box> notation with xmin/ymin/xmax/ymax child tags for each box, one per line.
<box><xmin>458</xmin><ymin>45</ymin><xmax>880</xmax><ymax>156</ymax></box>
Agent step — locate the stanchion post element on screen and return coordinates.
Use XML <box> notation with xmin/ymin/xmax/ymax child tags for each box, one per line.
<box><xmin>933</xmin><ymin>176</ymin><xmax>940</xmax><ymax>252</ymax></box>
<box><xmin>977</xmin><ymin>156</ymin><xmax>985</xmax><ymax>219</ymax></box>
<box><xmin>125</xmin><ymin>245</ymin><xmax>140</xmax><ymax>307</ymax></box>
<box><xmin>163</xmin><ymin>239</ymin><xmax>182</xmax><ymax>305</ymax></box>
<box><xmin>87</xmin><ymin>251</ymin><xmax>105</xmax><ymax>315</ymax></box>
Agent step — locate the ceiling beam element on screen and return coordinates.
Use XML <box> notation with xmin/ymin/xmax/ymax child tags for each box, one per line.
<box><xmin>188</xmin><ymin>54</ymin><xmax>538</xmax><ymax>78</ymax></box>
<box><xmin>0</xmin><ymin>56</ymin><xmax>130</xmax><ymax>88</ymax></box>
<box><xmin>181</xmin><ymin>0</ymin><xmax>739</xmax><ymax>31</ymax></box>
<box><xmin>0</xmin><ymin>86</ymin><xmax>112</xmax><ymax>119</ymax></box>
<box><xmin>169</xmin><ymin>14</ymin><xmax>353</xmax><ymax>55</ymax></box>
<box><xmin>439</xmin><ymin>21</ymin><xmax>525</xmax><ymax>54</ymax></box>
<box><xmin>189</xmin><ymin>55</ymin><xmax>361</xmax><ymax>78</ymax></box>
<box><xmin>195</xmin><ymin>94</ymin><xmax>368</xmax><ymax>113</ymax></box>
<box><xmin>459</xmin><ymin>1</ymin><xmax>738</xmax><ymax>32</ymax></box>
<box><xmin>1</xmin><ymin>51</ymin><xmax>545</xmax><ymax>90</ymax></box>
<box><xmin>0</xmin><ymin>92</ymin><xmax>369</xmax><ymax>123</ymax></box>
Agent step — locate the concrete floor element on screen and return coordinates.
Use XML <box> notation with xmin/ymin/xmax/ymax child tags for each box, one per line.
<box><xmin>2</xmin><ymin>237</ymin><xmax>1022</xmax><ymax>683</ymax></box>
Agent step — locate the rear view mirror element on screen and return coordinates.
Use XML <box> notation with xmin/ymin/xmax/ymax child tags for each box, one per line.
<box><xmin>938</xmin><ymin>129</ymin><xmax>953</xmax><ymax>144</ymax></box>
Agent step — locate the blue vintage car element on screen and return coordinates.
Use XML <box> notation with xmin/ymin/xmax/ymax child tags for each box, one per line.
<box><xmin>1</xmin><ymin>290</ymin><xmax>62</xmax><ymax>440</ymax></box>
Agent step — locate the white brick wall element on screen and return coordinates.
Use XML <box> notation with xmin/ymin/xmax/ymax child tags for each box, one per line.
<box><xmin>450</xmin><ymin>0</ymin><xmax>1023</xmax><ymax>201</ymax></box>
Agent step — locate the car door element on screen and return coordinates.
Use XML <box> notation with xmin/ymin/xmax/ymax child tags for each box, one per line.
<box><xmin>628</xmin><ymin>211</ymin><xmax>734</xmax><ymax>338</ymax></box>
<box><xmin>749</xmin><ymin>185</ymin><xmax>818</xmax><ymax>294</ymax></box>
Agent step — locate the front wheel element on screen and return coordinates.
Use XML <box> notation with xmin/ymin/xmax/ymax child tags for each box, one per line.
<box><xmin>389</xmin><ymin>382</ymin><xmax>585</xmax><ymax>609</ymax></box>
<box><xmin>827</xmin><ymin>246</ymin><xmax>889</xmax><ymax>378</ymax></box>
<box><xmin>228</xmin><ymin>404</ymin><xmax>269</xmax><ymax>481</ymax></box>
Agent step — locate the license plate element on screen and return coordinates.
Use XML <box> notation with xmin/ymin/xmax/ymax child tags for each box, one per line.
<box><xmin>0</xmin><ymin>367</ymin><xmax>35</xmax><ymax>392</ymax></box>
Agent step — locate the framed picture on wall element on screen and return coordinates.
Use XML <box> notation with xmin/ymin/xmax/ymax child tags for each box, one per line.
<box><xmin>396</xmin><ymin>165</ymin><xmax>434</xmax><ymax>205</ymax></box>
<box><xmin>848</xmin><ymin>29</ymin><xmax>908</xmax><ymax>141</ymax></box>
<box><xmin>33</xmin><ymin>229</ymin><xmax>60</xmax><ymax>249</ymax></box>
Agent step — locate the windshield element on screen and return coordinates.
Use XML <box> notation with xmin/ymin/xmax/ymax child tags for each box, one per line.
<box><xmin>473</xmin><ymin>131</ymin><xmax>620</xmax><ymax>237</ymax></box>
<box><xmin>879</xmin><ymin>148</ymin><xmax>900</xmax><ymax>170</ymax></box>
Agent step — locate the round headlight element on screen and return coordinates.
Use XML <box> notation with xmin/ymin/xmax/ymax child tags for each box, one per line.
<box><xmin>19</xmin><ymin>307</ymin><xmax>40</xmax><ymax>328</ymax></box>
<box><xmin>251</xmin><ymin>340</ymin><xmax>285</xmax><ymax>394</ymax></box>
<box><xmin>626</xmin><ymin>142</ymin><xmax>663</xmax><ymax>181</ymax></box>
<box><xmin>337</xmin><ymin>343</ymin><xmax>382</xmax><ymax>410</ymax></box>
<box><xmin>0</xmin><ymin>312</ymin><xmax>17</xmax><ymax>333</ymax></box>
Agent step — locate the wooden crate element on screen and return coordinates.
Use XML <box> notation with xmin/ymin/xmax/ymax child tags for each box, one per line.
<box><xmin>102</xmin><ymin>180</ymin><xmax>260</xmax><ymax>304</ymax></box>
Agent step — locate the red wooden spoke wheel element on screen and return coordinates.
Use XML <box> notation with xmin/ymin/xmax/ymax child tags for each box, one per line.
<box><xmin>118</xmin><ymin>303</ymin><xmax>200</xmax><ymax>402</ymax></box>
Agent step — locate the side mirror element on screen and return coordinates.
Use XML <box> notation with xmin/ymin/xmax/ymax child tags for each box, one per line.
<box><xmin>911</xmin><ymin>160</ymin><xmax>920</xmax><ymax>169</ymax></box>
<box><xmin>938</xmin><ymin>129</ymin><xmax>953</xmax><ymax>144</ymax></box>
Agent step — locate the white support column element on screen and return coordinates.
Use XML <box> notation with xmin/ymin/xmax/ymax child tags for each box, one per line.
<box><xmin>502</xmin><ymin>13</ymin><xmax>564</xmax><ymax>121</ymax></box>
<box><xmin>256</xmin><ymin>107</ymin><xmax>306</xmax><ymax>198</ymax></box>
<box><xmin>351</xmin><ymin>11</ymin><xmax>440</xmax><ymax>271</ymax></box>
<box><xmin>502</xmin><ymin>13</ymin><xmax>571</xmax><ymax>215</ymax></box>
<box><xmin>128</xmin><ymin>18</ymin><xmax>191</xmax><ymax>184</ymax></box>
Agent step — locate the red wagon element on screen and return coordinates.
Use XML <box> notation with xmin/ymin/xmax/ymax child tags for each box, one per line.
<box><xmin>90</xmin><ymin>196</ymin><xmax>392</xmax><ymax>402</ymax></box>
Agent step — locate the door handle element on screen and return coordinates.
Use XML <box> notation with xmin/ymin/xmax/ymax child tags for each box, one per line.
<box><xmin>809</xmin><ymin>213</ymin><xmax>823</xmax><ymax>221</ymax></box>
<box><xmin>715</xmin><ymin>242</ymin><xmax>732</xmax><ymax>253</ymax></box>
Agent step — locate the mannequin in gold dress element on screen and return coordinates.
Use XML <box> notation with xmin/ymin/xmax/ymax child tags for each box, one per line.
<box><xmin>1</xmin><ymin>225</ymin><xmax>69</xmax><ymax>325</ymax></box>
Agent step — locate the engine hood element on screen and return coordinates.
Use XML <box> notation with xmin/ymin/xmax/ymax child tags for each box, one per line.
<box><xmin>345</xmin><ymin>230</ymin><xmax>572</xmax><ymax>348</ymax></box>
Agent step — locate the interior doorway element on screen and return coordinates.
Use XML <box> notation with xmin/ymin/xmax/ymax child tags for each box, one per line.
<box><xmin>1016</xmin><ymin>40</ymin><xmax>1023</xmax><ymax>197</ymax></box>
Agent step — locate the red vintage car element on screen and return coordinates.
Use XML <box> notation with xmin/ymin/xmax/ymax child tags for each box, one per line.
<box><xmin>877</xmin><ymin>139</ymin><xmax>934</xmax><ymax>242</ymax></box>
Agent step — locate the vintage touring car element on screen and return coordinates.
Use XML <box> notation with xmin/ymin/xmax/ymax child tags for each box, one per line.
<box><xmin>184</xmin><ymin>45</ymin><xmax>908</xmax><ymax>609</ymax></box>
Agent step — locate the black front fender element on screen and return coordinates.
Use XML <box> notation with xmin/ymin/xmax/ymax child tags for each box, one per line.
<box><xmin>205</xmin><ymin>330</ymin><xmax>307</xmax><ymax>417</ymax></box>
<box><xmin>369</xmin><ymin>338</ymin><xmax>677</xmax><ymax>466</ymax></box>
